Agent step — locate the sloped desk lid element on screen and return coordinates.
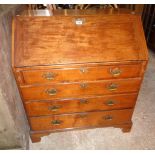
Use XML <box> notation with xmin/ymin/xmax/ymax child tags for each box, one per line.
<box><xmin>12</xmin><ymin>9</ymin><xmax>148</xmax><ymax>67</ymax></box>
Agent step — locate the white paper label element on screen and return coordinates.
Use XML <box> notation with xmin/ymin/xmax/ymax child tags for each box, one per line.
<box><xmin>75</xmin><ymin>19</ymin><xmax>83</xmax><ymax>25</ymax></box>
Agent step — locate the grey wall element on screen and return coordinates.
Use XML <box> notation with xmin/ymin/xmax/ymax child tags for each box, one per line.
<box><xmin>0</xmin><ymin>5</ymin><xmax>29</xmax><ymax>149</ymax></box>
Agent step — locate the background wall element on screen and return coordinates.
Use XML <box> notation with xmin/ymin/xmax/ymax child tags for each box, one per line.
<box><xmin>0</xmin><ymin>4</ymin><xmax>29</xmax><ymax>149</ymax></box>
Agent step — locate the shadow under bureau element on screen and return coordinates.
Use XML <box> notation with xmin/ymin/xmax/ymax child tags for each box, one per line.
<box><xmin>12</xmin><ymin>9</ymin><xmax>148</xmax><ymax>143</ymax></box>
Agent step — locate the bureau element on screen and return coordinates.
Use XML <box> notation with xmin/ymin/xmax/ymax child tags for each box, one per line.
<box><xmin>12</xmin><ymin>9</ymin><xmax>148</xmax><ymax>143</ymax></box>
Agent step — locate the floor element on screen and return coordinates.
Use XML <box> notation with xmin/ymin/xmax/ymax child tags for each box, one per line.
<box><xmin>29</xmin><ymin>50</ymin><xmax>155</xmax><ymax>150</ymax></box>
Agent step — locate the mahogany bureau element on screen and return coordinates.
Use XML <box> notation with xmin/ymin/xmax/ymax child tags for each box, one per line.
<box><xmin>12</xmin><ymin>9</ymin><xmax>148</xmax><ymax>143</ymax></box>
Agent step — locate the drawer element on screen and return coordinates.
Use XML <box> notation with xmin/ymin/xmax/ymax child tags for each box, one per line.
<box><xmin>29</xmin><ymin>109</ymin><xmax>133</xmax><ymax>131</ymax></box>
<box><xmin>21</xmin><ymin>78</ymin><xmax>141</xmax><ymax>101</ymax></box>
<box><xmin>25</xmin><ymin>93</ymin><xmax>137</xmax><ymax>116</ymax></box>
<box><xmin>21</xmin><ymin>63</ymin><xmax>142</xmax><ymax>84</ymax></box>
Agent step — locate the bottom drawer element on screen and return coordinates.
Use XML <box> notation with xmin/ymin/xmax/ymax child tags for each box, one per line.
<box><xmin>29</xmin><ymin>109</ymin><xmax>133</xmax><ymax>131</ymax></box>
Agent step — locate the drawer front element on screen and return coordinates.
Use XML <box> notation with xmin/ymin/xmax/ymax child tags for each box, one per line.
<box><xmin>29</xmin><ymin>109</ymin><xmax>133</xmax><ymax>131</ymax></box>
<box><xmin>21</xmin><ymin>79</ymin><xmax>141</xmax><ymax>101</ymax></box>
<box><xmin>21</xmin><ymin>63</ymin><xmax>142</xmax><ymax>84</ymax></box>
<box><xmin>25</xmin><ymin>93</ymin><xmax>137</xmax><ymax>116</ymax></box>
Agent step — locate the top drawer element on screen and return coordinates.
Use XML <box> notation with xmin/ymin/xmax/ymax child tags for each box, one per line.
<box><xmin>18</xmin><ymin>63</ymin><xmax>142</xmax><ymax>85</ymax></box>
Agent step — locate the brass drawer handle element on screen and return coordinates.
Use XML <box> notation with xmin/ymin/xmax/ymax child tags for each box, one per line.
<box><xmin>42</xmin><ymin>72</ymin><xmax>57</xmax><ymax>80</ymax></box>
<box><xmin>105</xmin><ymin>100</ymin><xmax>116</xmax><ymax>106</ymax></box>
<box><xmin>107</xmin><ymin>83</ymin><xmax>118</xmax><ymax>91</ymax></box>
<box><xmin>80</xmin><ymin>83</ymin><xmax>88</xmax><ymax>89</ymax></box>
<box><xmin>46</xmin><ymin>88</ymin><xmax>57</xmax><ymax>96</ymax></box>
<box><xmin>104</xmin><ymin>115</ymin><xmax>113</xmax><ymax>121</ymax></box>
<box><xmin>79</xmin><ymin>99</ymin><xmax>88</xmax><ymax>104</ymax></box>
<box><xmin>51</xmin><ymin>120</ymin><xmax>62</xmax><ymax>125</ymax></box>
<box><xmin>110</xmin><ymin>68</ymin><xmax>121</xmax><ymax>77</ymax></box>
<box><xmin>48</xmin><ymin>105</ymin><xmax>62</xmax><ymax>111</ymax></box>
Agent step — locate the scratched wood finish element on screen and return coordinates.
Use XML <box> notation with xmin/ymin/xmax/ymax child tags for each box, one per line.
<box><xmin>13</xmin><ymin>13</ymin><xmax>148</xmax><ymax>67</ymax></box>
<box><xmin>20</xmin><ymin>63</ymin><xmax>142</xmax><ymax>85</ymax></box>
<box><xmin>25</xmin><ymin>93</ymin><xmax>137</xmax><ymax>116</ymax></box>
<box><xmin>20</xmin><ymin>78</ymin><xmax>141</xmax><ymax>101</ymax></box>
<box><xmin>29</xmin><ymin>109</ymin><xmax>133</xmax><ymax>131</ymax></box>
<box><xmin>12</xmin><ymin>9</ymin><xmax>148</xmax><ymax>143</ymax></box>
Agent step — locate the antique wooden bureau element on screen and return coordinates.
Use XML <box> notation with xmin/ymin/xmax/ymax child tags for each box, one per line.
<box><xmin>12</xmin><ymin>9</ymin><xmax>148</xmax><ymax>143</ymax></box>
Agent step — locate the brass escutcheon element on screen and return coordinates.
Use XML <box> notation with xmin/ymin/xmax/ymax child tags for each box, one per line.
<box><xmin>42</xmin><ymin>72</ymin><xmax>57</xmax><ymax>80</ymax></box>
<box><xmin>80</xmin><ymin>83</ymin><xmax>88</xmax><ymax>89</ymax></box>
<box><xmin>80</xmin><ymin>67</ymin><xmax>88</xmax><ymax>73</ymax></box>
<box><xmin>79</xmin><ymin>99</ymin><xmax>88</xmax><ymax>104</ymax></box>
<box><xmin>104</xmin><ymin>115</ymin><xmax>113</xmax><ymax>121</ymax></box>
<box><xmin>48</xmin><ymin>105</ymin><xmax>62</xmax><ymax>111</ymax></box>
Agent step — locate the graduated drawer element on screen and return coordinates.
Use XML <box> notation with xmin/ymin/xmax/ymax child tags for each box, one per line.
<box><xmin>20</xmin><ymin>63</ymin><xmax>142</xmax><ymax>85</ymax></box>
<box><xmin>21</xmin><ymin>78</ymin><xmax>141</xmax><ymax>101</ymax></box>
<box><xmin>29</xmin><ymin>109</ymin><xmax>133</xmax><ymax>131</ymax></box>
<box><xmin>25</xmin><ymin>93</ymin><xmax>137</xmax><ymax>116</ymax></box>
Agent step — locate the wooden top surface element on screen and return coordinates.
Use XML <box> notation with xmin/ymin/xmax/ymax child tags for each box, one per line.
<box><xmin>13</xmin><ymin>9</ymin><xmax>148</xmax><ymax>67</ymax></box>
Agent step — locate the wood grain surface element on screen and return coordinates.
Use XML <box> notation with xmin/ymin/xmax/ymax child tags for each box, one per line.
<box><xmin>13</xmin><ymin>13</ymin><xmax>148</xmax><ymax>67</ymax></box>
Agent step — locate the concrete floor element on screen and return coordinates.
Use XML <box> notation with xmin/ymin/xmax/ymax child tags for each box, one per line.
<box><xmin>29</xmin><ymin>50</ymin><xmax>155</xmax><ymax>150</ymax></box>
